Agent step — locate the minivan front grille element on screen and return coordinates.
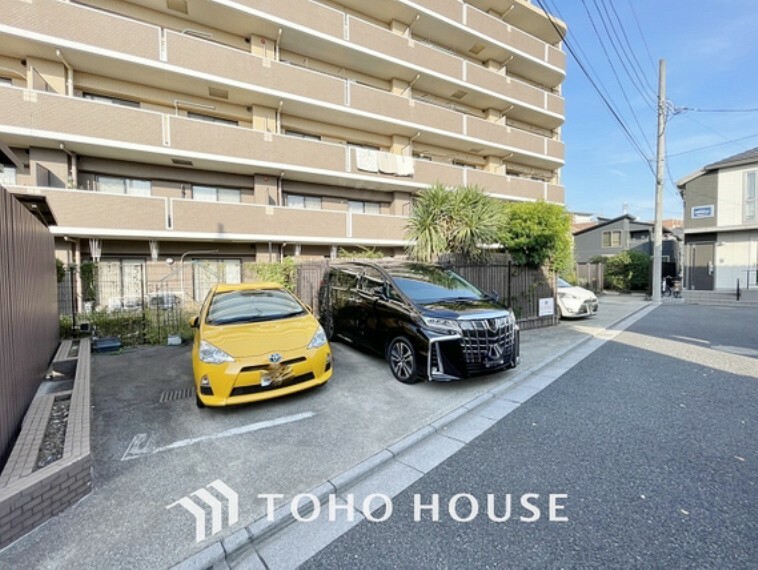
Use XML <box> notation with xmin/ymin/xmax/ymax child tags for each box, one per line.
<box><xmin>459</xmin><ymin>317</ymin><xmax>514</xmax><ymax>367</ymax></box>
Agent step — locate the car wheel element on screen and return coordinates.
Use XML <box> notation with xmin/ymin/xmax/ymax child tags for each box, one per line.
<box><xmin>321</xmin><ymin>309</ymin><xmax>335</xmax><ymax>341</ymax></box>
<box><xmin>387</xmin><ymin>336</ymin><xmax>420</xmax><ymax>384</ymax></box>
<box><xmin>195</xmin><ymin>391</ymin><xmax>206</xmax><ymax>409</ymax></box>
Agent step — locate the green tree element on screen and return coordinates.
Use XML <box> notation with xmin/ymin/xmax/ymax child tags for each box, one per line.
<box><xmin>498</xmin><ymin>201</ymin><xmax>573</xmax><ymax>272</ymax></box>
<box><xmin>405</xmin><ymin>184</ymin><xmax>500</xmax><ymax>262</ymax></box>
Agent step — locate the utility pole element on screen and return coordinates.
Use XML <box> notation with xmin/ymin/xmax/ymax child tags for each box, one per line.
<box><xmin>651</xmin><ymin>59</ymin><xmax>666</xmax><ymax>302</ymax></box>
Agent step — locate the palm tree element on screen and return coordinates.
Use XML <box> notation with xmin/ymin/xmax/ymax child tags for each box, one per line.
<box><xmin>405</xmin><ymin>184</ymin><xmax>500</xmax><ymax>262</ymax></box>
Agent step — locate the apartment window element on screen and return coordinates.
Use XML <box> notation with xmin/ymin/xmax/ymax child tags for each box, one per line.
<box><xmin>0</xmin><ymin>165</ymin><xmax>17</xmax><ymax>185</ymax></box>
<box><xmin>284</xmin><ymin>130</ymin><xmax>321</xmax><ymax>141</ymax></box>
<box><xmin>192</xmin><ymin>185</ymin><xmax>241</xmax><ymax>203</ymax></box>
<box><xmin>187</xmin><ymin>112</ymin><xmax>238</xmax><ymax>126</ymax></box>
<box><xmin>286</xmin><ymin>194</ymin><xmax>322</xmax><ymax>210</ymax></box>
<box><xmin>0</xmin><ymin>77</ymin><xmax>12</xmax><ymax>85</ymax></box>
<box><xmin>83</xmin><ymin>92</ymin><xmax>140</xmax><ymax>108</ymax></box>
<box><xmin>602</xmin><ymin>230</ymin><xmax>622</xmax><ymax>248</ymax></box>
<box><xmin>97</xmin><ymin>176</ymin><xmax>151</xmax><ymax>197</ymax></box>
<box><xmin>193</xmin><ymin>259</ymin><xmax>241</xmax><ymax>302</ymax></box>
<box><xmin>745</xmin><ymin>171</ymin><xmax>756</xmax><ymax>222</ymax></box>
<box><xmin>452</xmin><ymin>160</ymin><xmax>478</xmax><ymax>170</ymax></box>
<box><xmin>348</xmin><ymin>200</ymin><xmax>381</xmax><ymax>215</ymax></box>
<box><xmin>97</xmin><ymin>259</ymin><xmax>145</xmax><ymax>311</ymax></box>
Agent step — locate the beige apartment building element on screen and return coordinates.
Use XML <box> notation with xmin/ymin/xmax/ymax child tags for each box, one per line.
<box><xmin>0</xmin><ymin>0</ymin><xmax>566</xmax><ymax>306</ymax></box>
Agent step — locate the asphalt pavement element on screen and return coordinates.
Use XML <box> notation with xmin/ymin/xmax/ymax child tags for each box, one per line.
<box><xmin>301</xmin><ymin>304</ymin><xmax>758</xmax><ymax>569</ymax></box>
<box><xmin>0</xmin><ymin>295</ymin><xmax>649</xmax><ymax>569</ymax></box>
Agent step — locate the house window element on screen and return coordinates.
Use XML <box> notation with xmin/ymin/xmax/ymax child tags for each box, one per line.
<box><xmin>192</xmin><ymin>258</ymin><xmax>241</xmax><ymax>302</ymax></box>
<box><xmin>286</xmin><ymin>194</ymin><xmax>322</xmax><ymax>210</ymax></box>
<box><xmin>83</xmin><ymin>92</ymin><xmax>140</xmax><ymax>108</ymax></box>
<box><xmin>187</xmin><ymin>112</ymin><xmax>238</xmax><ymax>126</ymax></box>
<box><xmin>602</xmin><ymin>230</ymin><xmax>621</xmax><ymax>248</ymax></box>
<box><xmin>192</xmin><ymin>185</ymin><xmax>241</xmax><ymax>203</ymax></box>
<box><xmin>97</xmin><ymin>176</ymin><xmax>151</xmax><ymax>197</ymax></box>
<box><xmin>745</xmin><ymin>171</ymin><xmax>756</xmax><ymax>222</ymax></box>
<box><xmin>0</xmin><ymin>165</ymin><xmax>17</xmax><ymax>185</ymax></box>
<box><xmin>348</xmin><ymin>200</ymin><xmax>381</xmax><ymax>214</ymax></box>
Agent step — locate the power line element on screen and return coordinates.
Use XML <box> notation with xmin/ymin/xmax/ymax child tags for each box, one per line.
<box><xmin>667</xmin><ymin>133</ymin><xmax>758</xmax><ymax>157</ymax></box>
<box><xmin>537</xmin><ymin>0</ymin><xmax>655</xmax><ymax>176</ymax></box>
<box><xmin>678</xmin><ymin>106</ymin><xmax>758</xmax><ymax>113</ymax></box>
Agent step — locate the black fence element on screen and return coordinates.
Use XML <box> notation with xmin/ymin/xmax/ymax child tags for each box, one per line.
<box><xmin>58</xmin><ymin>269</ymin><xmax>193</xmax><ymax>346</ymax></box>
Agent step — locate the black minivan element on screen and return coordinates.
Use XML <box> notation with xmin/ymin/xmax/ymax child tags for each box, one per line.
<box><xmin>318</xmin><ymin>261</ymin><xmax>519</xmax><ymax>383</ymax></box>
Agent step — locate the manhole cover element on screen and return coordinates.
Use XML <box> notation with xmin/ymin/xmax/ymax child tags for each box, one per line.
<box><xmin>159</xmin><ymin>387</ymin><xmax>195</xmax><ymax>403</ymax></box>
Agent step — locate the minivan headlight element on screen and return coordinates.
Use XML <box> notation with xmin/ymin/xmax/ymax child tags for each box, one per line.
<box><xmin>199</xmin><ymin>340</ymin><xmax>234</xmax><ymax>364</ymax></box>
<box><xmin>307</xmin><ymin>325</ymin><xmax>328</xmax><ymax>349</ymax></box>
<box><xmin>421</xmin><ymin>316</ymin><xmax>461</xmax><ymax>334</ymax></box>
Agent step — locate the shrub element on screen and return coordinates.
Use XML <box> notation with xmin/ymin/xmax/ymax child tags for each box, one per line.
<box><xmin>604</xmin><ymin>250</ymin><xmax>650</xmax><ymax>291</ymax></box>
<box><xmin>247</xmin><ymin>257</ymin><xmax>297</xmax><ymax>292</ymax></box>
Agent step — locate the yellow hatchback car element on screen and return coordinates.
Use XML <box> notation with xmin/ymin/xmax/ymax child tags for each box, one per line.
<box><xmin>190</xmin><ymin>282</ymin><xmax>332</xmax><ymax>408</ymax></box>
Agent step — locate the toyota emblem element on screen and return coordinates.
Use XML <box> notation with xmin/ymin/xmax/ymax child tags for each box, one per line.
<box><xmin>268</xmin><ymin>353</ymin><xmax>283</xmax><ymax>364</ymax></box>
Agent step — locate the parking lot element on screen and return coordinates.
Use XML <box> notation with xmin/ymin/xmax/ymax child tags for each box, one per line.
<box><xmin>0</xmin><ymin>296</ymin><xmax>648</xmax><ymax>569</ymax></box>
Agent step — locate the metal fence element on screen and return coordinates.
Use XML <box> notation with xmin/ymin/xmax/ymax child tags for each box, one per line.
<box><xmin>0</xmin><ymin>186</ymin><xmax>58</xmax><ymax>466</ymax></box>
<box><xmin>58</xmin><ymin>255</ymin><xmax>559</xmax><ymax>347</ymax></box>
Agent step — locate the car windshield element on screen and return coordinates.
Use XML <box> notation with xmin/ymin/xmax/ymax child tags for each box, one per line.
<box><xmin>557</xmin><ymin>278</ymin><xmax>572</xmax><ymax>288</ymax></box>
<box><xmin>390</xmin><ymin>265</ymin><xmax>483</xmax><ymax>304</ymax></box>
<box><xmin>206</xmin><ymin>289</ymin><xmax>305</xmax><ymax>325</ymax></box>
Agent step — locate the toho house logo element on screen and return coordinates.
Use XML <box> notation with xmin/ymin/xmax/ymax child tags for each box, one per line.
<box><xmin>167</xmin><ymin>480</ymin><xmax>239</xmax><ymax>542</ymax></box>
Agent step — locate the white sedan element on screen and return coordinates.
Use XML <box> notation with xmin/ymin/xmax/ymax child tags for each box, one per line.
<box><xmin>557</xmin><ymin>277</ymin><xmax>598</xmax><ymax>318</ymax></box>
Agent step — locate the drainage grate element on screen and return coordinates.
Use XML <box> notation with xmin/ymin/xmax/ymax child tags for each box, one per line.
<box><xmin>159</xmin><ymin>387</ymin><xmax>195</xmax><ymax>403</ymax></box>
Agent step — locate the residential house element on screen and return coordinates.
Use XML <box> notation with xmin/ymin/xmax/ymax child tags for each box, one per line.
<box><xmin>677</xmin><ymin>147</ymin><xmax>758</xmax><ymax>291</ymax></box>
<box><xmin>573</xmin><ymin>214</ymin><xmax>680</xmax><ymax>275</ymax></box>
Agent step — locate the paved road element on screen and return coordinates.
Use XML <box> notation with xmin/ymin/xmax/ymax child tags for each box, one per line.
<box><xmin>304</xmin><ymin>304</ymin><xmax>758</xmax><ymax>568</ymax></box>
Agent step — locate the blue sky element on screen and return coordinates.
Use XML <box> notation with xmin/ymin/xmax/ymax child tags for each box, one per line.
<box><xmin>550</xmin><ymin>0</ymin><xmax>758</xmax><ymax>220</ymax></box>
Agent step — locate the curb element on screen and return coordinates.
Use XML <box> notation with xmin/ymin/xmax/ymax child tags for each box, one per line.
<box><xmin>173</xmin><ymin>301</ymin><xmax>656</xmax><ymax>569</ymax></box>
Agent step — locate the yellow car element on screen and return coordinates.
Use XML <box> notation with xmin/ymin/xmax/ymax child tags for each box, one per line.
<box><xmin>190</xmin><ymin>282</ymin><xmax>332</xmax><ymax>408</ymax></box>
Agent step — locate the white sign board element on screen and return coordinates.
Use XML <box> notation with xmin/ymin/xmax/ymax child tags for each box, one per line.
<box><xmin>692</xmin><ymin>205</ymin><xmax>714</xmax><ymax>219</ymax></box>
<box><xmin>539</xmin><ymin>297</ymin><xmax>555</xmax><ymax>317</ymax></box>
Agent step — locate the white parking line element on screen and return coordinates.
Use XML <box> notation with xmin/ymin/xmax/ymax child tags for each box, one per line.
<box><xmin>121</xmin><ymin>411</ymin><xmax>316</xmax><ymax>461</ymax></box>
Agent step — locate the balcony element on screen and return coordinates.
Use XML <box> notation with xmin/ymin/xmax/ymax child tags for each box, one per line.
<box><xmin>170</xmin><ymin>199</ymin><xmax>348</xmax><ymax>239</ymax></box>
<box><xmin>348</xmin><ymin>17</ymin><xmax>463</xmax><ymax>80</ymax></box>
<box><xmin>350</xmin><ymin>213</ymin><xmax>409</xmax><ymax>241</ymax></box>
<box><xmin>234</xmin><ymin>0</ymin><xmax>345</xmax><ymax>40</ymax></box>
<box><xmin>1</xmin><ymin>0</ymin><xmax>161</xmax><ymax>61</ymax></box>
<box><xmin>164</xmin><ymin>32</ymin><xmax>345</xmax><ymax>106</ymax></box>
<box><xmin>168</xmin><ymin>116</ymin><xmax>348</xmax><ymax>172</ymax></box>
<box><xmin>0</xmin><ymin>86</ymin><xmax>164</xmax><ymax>147</ymax></box>
<box><xmin>8</xmin><ymin>188</ymin><xmax>168</xmax><ymax>232</ymax></box>
<box><xmin>466</xmin><ymin>170</ymin><xmax>547</xmax><ymax>201</ymax></box>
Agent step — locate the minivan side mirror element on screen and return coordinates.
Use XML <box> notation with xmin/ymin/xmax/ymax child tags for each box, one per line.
<box><xmin>189</xmin><ymin>315</ymin><xmax>199</xmax><ymax>328</ymax></box>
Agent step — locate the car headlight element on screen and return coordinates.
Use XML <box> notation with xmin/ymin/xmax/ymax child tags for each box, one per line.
<box><xmin>199</xmin><ymin>340</ymin><xmax>234</xmax><ymax>364</ymax></box>
<box><xmin>307</xmin><ymin>325</ymin><xmax>328</xmax><ymax>349</ymax></box>
<box><xmin>421</xmin><ymin>316</ymin><xmax>461</xmax><ymax>334</ymax></box>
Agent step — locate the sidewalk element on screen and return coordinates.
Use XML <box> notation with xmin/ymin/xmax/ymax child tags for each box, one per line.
<box><xmin>0</xmin><ymin>296</ymin><xmax>650</xmax><ymax>569</ymax></box>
